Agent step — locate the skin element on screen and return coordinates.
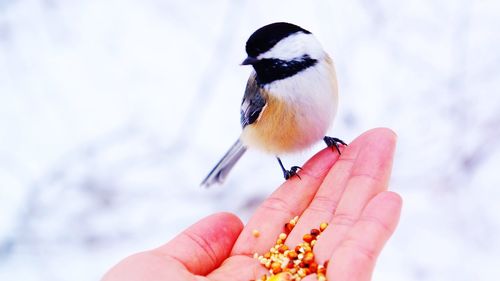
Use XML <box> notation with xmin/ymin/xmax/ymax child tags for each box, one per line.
<box><xmin>102</xmin><ymin>128</ymin><xmax>402</xmax><ymax>281</ymax></box>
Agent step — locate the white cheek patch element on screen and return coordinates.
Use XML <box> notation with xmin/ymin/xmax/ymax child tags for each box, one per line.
<box><xmin>257</xmin><ymin>32</ymin><xmax>324</xmax><ymax>61</ymax></box>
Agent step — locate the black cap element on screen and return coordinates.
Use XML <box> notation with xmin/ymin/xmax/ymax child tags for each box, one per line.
<box><xmin>245</xmin><ymin>22</ymin><xmax>311</xmax><ymax>58</ymax></box>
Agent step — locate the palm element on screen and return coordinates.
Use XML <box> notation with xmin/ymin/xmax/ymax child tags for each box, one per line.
<box><xmin>103</xmin><ymin>128</ymin><xmax>402</xmax><ymax>281</ymax></box>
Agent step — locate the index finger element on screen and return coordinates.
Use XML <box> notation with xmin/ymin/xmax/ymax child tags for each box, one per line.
<box><xmin>231</xmin><ymin>147</ymin><xmax>341</xmax><ymax>256</ymax></box>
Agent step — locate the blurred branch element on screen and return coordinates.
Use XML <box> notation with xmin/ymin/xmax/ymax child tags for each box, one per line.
<box><xmin>170</xmin><ymin>0</ymin><xmax>246</xmax><ymax>151</ymax></box>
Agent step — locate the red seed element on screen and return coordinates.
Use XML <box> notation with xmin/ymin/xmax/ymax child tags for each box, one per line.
<box><xmin>278</xmin><ymin>245</ymin><xmax>289</xmax><ymax>253</ymax></box>
<box><xmin>303</xmin><ymin>234</ymin><xmax>314</xmax><ymax>243</ymax></box>
<box><xmin>309</xmin><ymin>262</ymin><xmax>318</xmax><ymax>273</ymax></box>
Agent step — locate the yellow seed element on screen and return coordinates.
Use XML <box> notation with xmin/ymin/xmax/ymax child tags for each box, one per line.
<box><xmin>270</xmin><ymin>261</ymin><xmax>282</xmax><ymax>274</ymax></box>
<box><xmin>254</xmin><ymin>217</ymin><xmax>332</xmax><ymax>281</ymax></box>
<box><xmin>317</xmin><ymin>265</ymin><xmax>327</xmax><ymax>275</ymax></box>
<box><xmin>319</xmin><ymin>222</ymin><xmax>328</xmax><ymax>232</ymax></box>
<box><xmin>268</xmin><ymin>272</ymin><xmax>293</xmax><ymax>281</ymax></box>
<box><xmin>297</xmin><ymin>268</ymin><xmax>307</xmax><ymax>277</ymax></box>
<box><xmin>281</xmin><ymin>258</ymin><xmax>290</xmax><ymax>268</ymax></box>
<box><xmin>279</xmin><ymin>232</ymin><xmax>287</xmax><ymax>240</ymax></box>
<box><xmin>302</xmin><ymin>244</ymin><xmax>312</xmax><ymax>253</ymax></box>
<box><xmin>287</xmin><ymin>251</ymin><xmax>298</xmax><ymax>259</ymax></box>
<box><xmin>302</xmin><ymin>251</ymin><xmax>314</xmax><ymax>264</ymax></box>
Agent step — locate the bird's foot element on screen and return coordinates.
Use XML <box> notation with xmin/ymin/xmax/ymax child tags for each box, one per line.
<box><xmin>283</xmin><ymin>166</ymin><xmax>302</xmax><ymax>180</ymax></box>
<box><xmin>323</xmin><ymin>136</ymin><xmax>348</xmax><ymax>154</ymax></box>
<box><xmin>277</xmin><ymin>157</ymin><xmax>302</xmax><ymax>180</ymax></box>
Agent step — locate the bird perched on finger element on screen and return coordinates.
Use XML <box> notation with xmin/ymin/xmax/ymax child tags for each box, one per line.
<box><xmin>202</xmin><ymin>22</ymin><xmax>346</xmax><ymax>187</ymax></box>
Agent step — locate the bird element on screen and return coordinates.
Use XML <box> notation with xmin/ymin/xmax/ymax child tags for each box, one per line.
<box><xmin>201</xmin><ymin>22</ymin><xmax>346</xmax><ymax>187</ymax></box>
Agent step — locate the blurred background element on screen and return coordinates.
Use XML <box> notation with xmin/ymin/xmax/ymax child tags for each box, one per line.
<box><xmin>1</xmin><ymin>0</ymin><xmax>500</xmax><ymax>280</ymax></box>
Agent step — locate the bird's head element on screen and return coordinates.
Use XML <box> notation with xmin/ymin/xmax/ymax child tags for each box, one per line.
<box><xmin>242</xmin><ymin>22</ymin><xmax>325</xmax><ymax>85</ymax></box>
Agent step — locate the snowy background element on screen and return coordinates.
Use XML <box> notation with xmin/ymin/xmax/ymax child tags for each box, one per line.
<box><xmin>1</xmin><ymin>0</ymin><xmax>500</xmax><ymax>280</ymax></box>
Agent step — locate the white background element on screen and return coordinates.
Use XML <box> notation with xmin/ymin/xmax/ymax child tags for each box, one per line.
<box><xmin>1</xmin><ymin>0</ymin><xmax>499</xmax><ymax>280</ymax></box>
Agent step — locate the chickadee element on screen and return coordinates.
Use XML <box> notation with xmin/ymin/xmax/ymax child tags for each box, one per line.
<box><xmin>202</xmin><ymin>22</ymin><xmax>346</xmax><ymax>187</ymax></box>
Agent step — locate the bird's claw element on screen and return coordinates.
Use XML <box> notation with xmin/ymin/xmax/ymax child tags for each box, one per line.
<box><xmin>284</xmin><ymin>166</ymin><xmax>302</xmax><ymax>180</ymax></box>
<box><xmin>323</xmin><ymin>136</ymin><xmax>347</xmax><ymax>154</ymax></box>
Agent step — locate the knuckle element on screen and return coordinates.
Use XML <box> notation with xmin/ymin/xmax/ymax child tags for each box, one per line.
<box><xmin>260</xmin><ymin>196</ymin><xmax>294</xmax><ymax>217</ymax></box>
<box><xmin>342</xmin><ymin>238</ymin><xmax>378</xmax><ymax>264</ymax></box>
<box><xmin>307</xmin><ymin>194</ymin><xmax>339</xmax><ymax>215</ymax></box>
<box><xmin>331</xmin><ymin>212</ymin><xmax>357</xmax><ymax>227</ymax></box>
<box><xmin>182</xmin><ymin>230</ymin><xmax>218</xmax><ymax>267</ymax></box>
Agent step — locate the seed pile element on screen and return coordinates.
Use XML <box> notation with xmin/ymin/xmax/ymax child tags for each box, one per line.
<box><xmin>253</xmin><ymin>216</ymin><xmax>329</xmax><ymax>281</ymax></box>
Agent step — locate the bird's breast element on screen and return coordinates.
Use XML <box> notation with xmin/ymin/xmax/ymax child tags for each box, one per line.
<box><xmin>241</xmin><ymin>58</ymin><xmax>338</xmax><ymax>154</ymax></box>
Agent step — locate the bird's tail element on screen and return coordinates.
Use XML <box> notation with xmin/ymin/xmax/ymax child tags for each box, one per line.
<box><xmin>201</xmin><ymin>139</ymin><xmax>247</xmax><ymax>188</ymax></box>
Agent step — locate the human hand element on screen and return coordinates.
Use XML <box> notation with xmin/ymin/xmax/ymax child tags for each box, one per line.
<box><xmin>102</xmin><ymin>128</ymin><xmax>402</xmax><ymax>281</ymax></box>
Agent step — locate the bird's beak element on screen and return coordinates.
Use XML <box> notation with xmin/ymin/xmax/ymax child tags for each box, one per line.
<box><xmin>241</xmin><ymin>56</ymin><xmax>259</xmax><ymax>65</ymax></box>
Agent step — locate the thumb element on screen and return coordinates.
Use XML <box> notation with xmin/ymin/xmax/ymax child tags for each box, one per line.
<box><xmin>154</xmin><ymin>212</ymin><xmax>243</xmax><ymax>275</ymax></box>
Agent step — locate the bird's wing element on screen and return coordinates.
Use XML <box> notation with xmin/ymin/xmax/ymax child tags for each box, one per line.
<box><xmin>240</xmin><ymin>72</ymin><xmax>267</xmax><ymax>128</ymax></box>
